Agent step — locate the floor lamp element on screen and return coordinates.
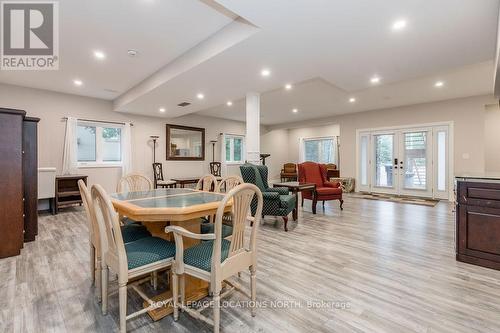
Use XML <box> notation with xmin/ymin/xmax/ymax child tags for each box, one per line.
<box><xmin>150</xmin><ymin>135</ymin><xmax>159</xmax><ymax>163</ymax></box>
<box><xmin>210</xmin><ymin>140</ymin><xmax>217</xmax><ymax>162</ymax></box>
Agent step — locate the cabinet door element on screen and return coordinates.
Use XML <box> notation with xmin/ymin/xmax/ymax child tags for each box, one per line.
<box><xmin>0</xmin><ymin>113</ymin><xmax>24</xmax><ymax>258</ymax></box>
<box><xmin>458</xmin><ymin>205</ymin><xmax>500</xmax><ymax>261</ymax></box>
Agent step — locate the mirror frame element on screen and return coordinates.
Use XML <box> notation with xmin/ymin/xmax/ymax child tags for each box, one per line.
<box><xmin>165</xmin><ymin>124</ymin><xmax>205</xmax><ymax>161</ymax></box>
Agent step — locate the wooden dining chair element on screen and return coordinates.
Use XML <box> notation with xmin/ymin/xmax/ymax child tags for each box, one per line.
<box><xmin>201</xmin><ymin>175</ymin><xmax>244</xmax><ymax>239</ymax></box>
<box><xmin>91</xmin><ymin>184</ymin><xmax>176</xmax><ymax>333</ymax></box>
<box><xmin>78</xmin><ymin>180</ymin><xmax>152</xmax><ymax>301</ymax></box>
<box><xmin>117</xmin><ymin>173</ymin><xmax>153</xmax><ymax>193</ymax></box>
<box><xmin>215</xmin><ymin>175</ymin><xmax>243</xmax><ymax>193</ymax></box>
<box><xmin>166</xmin><ymin>183</ymin><xmax>263</xmax><ymax>333</ymax></box>
<box><xmin>195</xmin><ymin>174</ymin><xmax>218</xmax><ymax>192</ymax></box>
<box><xmin>152</xmin><ymin>163</ymin><xmax>176</xmax><ymax>189</ymax></box>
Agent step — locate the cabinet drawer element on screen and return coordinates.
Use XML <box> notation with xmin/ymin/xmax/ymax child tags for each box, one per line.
<box><xmin>468</xmin><ymin>187</ymin><xmax>500</xmax><ymax>201</ymax></box>
<box><xmin>457</xmin><ymin>181</ymin><xmax>500</xmax><ymax>208</ymax></box>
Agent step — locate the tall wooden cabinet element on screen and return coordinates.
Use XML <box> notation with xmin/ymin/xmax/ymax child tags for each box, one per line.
<box><xmin>0</xmin><ymin>108</ymin><xmax>40</xmax><ymax>258</ymax></box>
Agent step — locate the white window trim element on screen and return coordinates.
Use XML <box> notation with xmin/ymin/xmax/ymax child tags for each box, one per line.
<box><xmin>225</xmin><ymin>134</ymin><xmax>246</xmax><ymax>165</ymax></box>
<box><xmin>77</xmin><ymin>121</ymin><xmax>123</xmax><ymax>168</ymax></box>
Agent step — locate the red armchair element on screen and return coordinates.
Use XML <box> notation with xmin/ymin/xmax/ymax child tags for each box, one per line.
<box><xmin>298</xmin><ymin>162</ymin><xmax>343</xmax><ymax>214</ymax></box>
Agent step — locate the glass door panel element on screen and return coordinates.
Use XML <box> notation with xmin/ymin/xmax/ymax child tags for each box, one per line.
<box><xmin>403</xmin><ymin>131</ymin><xmax>427</xmax><ymax>190</ymax></box>
<box><xmin>373</xmin><ymin>133</ymin><xmax>397</xmax><ymax>193</ymax></box>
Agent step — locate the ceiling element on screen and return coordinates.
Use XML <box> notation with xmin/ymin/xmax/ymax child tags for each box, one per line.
<box><xmin>0</xmin><ymin>0</ymin><xmax>498</xmax><ymax>125</ymax></box>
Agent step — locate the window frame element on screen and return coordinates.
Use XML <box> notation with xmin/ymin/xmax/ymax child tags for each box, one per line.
<box><xmin>77</xmin><ymin>121</ymin><xmax>123</xmax><ymax>168</ymax></box>
<box><xmin>224</xmin><ymin>134</ymin><xmax>246</xmax><ymax>165</ymax></box>
<box><xmin>301</xmin><ymin>135</ymin><xmax>338</xmax><ymax>165</ymax></box>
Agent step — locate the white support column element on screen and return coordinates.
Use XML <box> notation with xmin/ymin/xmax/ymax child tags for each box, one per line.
<box><xmin>245</xmin><ymin>92</ymin><xmax>261</xmax><ymax>164</ymax></box>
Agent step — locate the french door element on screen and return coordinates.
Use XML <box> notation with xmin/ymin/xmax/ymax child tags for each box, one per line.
<box><xmin>357</xmin><ymin>124</ymin><xmax>450</xmax><ymax>199</ymax></box>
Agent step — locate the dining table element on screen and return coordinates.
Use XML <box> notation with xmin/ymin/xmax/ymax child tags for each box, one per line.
<box><xmin>110</xmin><ymin>187</ymin><xmax>232</xmax><ymax>320</ymax></box>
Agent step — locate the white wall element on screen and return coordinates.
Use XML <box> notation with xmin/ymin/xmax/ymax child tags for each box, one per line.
<box><xmin>0</xmin><ymin>83</ymin><xmax>246</xmax><ymax>193</ymax></box>
<box><xmin>262</xmin><ymin>94</ymin><xmax>499</xmax><ymax>180</ymax></box>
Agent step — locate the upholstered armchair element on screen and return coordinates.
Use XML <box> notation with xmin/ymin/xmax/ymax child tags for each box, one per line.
<box><xmin>240</xmin><ymin>164</ymin><xmax>297</xmax><ymax>231</ymax></box>
<box><xmin>280</xmin><ymin>163</ymin><xmax>298</xmax><ymax>182</ymax></box>
<box><xmin>298</xmin><ymin>162</ymin><xmax>343</xmax><ymax>214</ymax></box>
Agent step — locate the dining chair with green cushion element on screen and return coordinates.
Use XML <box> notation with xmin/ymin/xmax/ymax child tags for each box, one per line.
<box><xmin>78</xmin><ymin>180</ymin><xmax>152</xmax><ymax>302</ymax></box>
<box><xmin>91</xmin><ymin>184</ymin><xmax>176</xmax><ymax>333</ymax></box>
<box><xmin>201</xmin><ymin>175</ymin><xmax>244</xmax><ymax>238</ymax></box>
<box><xmin>240</xmin><ymin>163</ymin><xmax>297</xmax><ymax>231</ymax></box>
<box><xmin>166</xmin><ymin>183</ymin><xmax>263</xmax><ymax>333</ymax></box>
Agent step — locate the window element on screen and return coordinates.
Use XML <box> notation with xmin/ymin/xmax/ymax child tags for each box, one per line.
<box><xmin>225</xmin><ymin>135</ymin><xmax>245</xmax><ymax>164</ymax></box>
<box><xmin>77</xmin><ymin>122</ymin><xmax>122</xmax><ymax>166</ymax></box>
<box><xmin>302</xmin><ymin>137</ymin><xmax>337</xmax><ymax>164</ymax></box>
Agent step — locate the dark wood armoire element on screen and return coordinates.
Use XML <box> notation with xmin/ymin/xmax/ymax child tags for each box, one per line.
<box><xmin>0</xmin><ymin>108</ymin><xmax>40</xmax><ymax>258</ymax></box>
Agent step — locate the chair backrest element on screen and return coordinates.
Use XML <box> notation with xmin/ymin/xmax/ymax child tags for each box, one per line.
<box><xmin>117</xmin><ymin>173</ymin><xmax>153</xmax><ymax>193</ymax></box>
<box><xmin>298</xmin><ymin>161</ymin><xmax>327</xmax><ymax>187</ymax></box>
<box><xmin>212</xmin><ymin>183</ymin><xmax>263</xmax><ymax>272</ymax></box>
<box><xmin>240</xmin><ymin>163</ymin><xmax>268</xmax><ymax>192</ymax></box>
<box><xmin>325</xmin><ymin>163</ymin><xmax>337</xmax><ymax>171</ymax></box>
<box><xmin>209</xmin><ymin>162</ymin><xmax>222</xmax><ymax>177</ymax></box>
<box><xmin>195</xmin><ymin>174</ymin><xmax>218</xmax><ymax>192</ymax></box>
<box><xmin>215</xmin><ymin>175</ymin><xmax>243</xmax><ymax>193</ymax></box>
<box><xmin>152</xmin><ymin>163</ymin><xmax>164</xmax><ymax>182</ymax></box>
<box><xmin>78</xmin><ymin>179</ymin><xmax>100</xmax><ymax>252</ymax></box>
<box><xmin>91</xmin><ymin>184</ymin><xmax>128</xmax><ymax>281</ymax></box>
<box><xmin>283</xmin><ymin>163</ymin><xmax>296</xmax><ymax>173</ymax></box>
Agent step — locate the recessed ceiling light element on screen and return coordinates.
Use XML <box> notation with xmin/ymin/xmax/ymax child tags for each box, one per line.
<box><xmin>370</xmin><ymin>76</ymin><xmax>381</xmax><ymax>84</ymax></box>
<box><xmin>127</xmin><ymin>49</ymin><xmax>138</xmax><ymax>57</ymax></box>
<box><xmin>73</xmin><ymin>79</ymin><xmax>83</xmax><ymax>86</ymax></box>
<box><xmin>434</xmin><ymin>81</ymin><xmax>444</xmax><ymax>88</ymax></box>
<box><xmin>197</xmin><ymin>93</ymin><xmax>205</xmax><ymax>100</ymax></box>
<box><xmin>349</xmin><ymin>97</ymin><xmax>356</xmax><ymax>103</ymax></box>
<box><xmin>292</xmin><ymin>108</ymin><xmax>298</xmax><ymax>113</ymax></box>
<box><xmin>285</xmin><ymin>83</ymin><xmax>292</xmax><ymax>90</ymax></box>
<box><xmin>226</xmin><ymin>101</ymin><xmax>233</xmax><ymax>106</ymax></box>
<box><xmin>392</xmin><ymin>19</ymin><xmax>407</xmax><ymax>31</ymax></box>
<box><xmin>159</xmin><ymin>107</ymin><xmax>166</xmax><ymax>113</ymax></box>
<box><xmin>261</xmin><ymin>69</ymin><xmax>271</xmax><ymax>77</ymax></box>
<box><xmin>93</xmin><ymin>50</ymin><xmax>106</xmax><ymax>60</ymax></box>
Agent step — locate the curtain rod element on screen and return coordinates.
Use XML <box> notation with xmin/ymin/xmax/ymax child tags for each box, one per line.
<box><xmin>62</xmin><ymin>117</ymin><xmax>134</xmax><ymax>126</ymax></box>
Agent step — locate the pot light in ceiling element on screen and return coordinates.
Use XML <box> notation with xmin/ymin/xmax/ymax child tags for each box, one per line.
<box><xmin>370</xmin><ymin>76</ymin><xmax>381</xmax><ymax>84</ymax></box>
<box><xmin>285</xmin><ymin>83</ymin><xmax>293</xmax><ymax>90</ymax></box>
<box><xmin>93</xmin><ymin>50</ymin><xmax>106</xmax><ymax>60</ymax></box>
<box><xmin>197</xmin><ymin>93</ymin><xmax>205</xmax><ymax>100</ymax></box>
<box><xmin>226</xmin><ymin>101</ymin><xmax>233</xmax><ymax>106</ymax></box>
<box><xmin>261</xmin><ymin>69</ymin><xmax>271</xmax><ymax>77</ymax></box>
<box><xmin>349</xmin><ymin>97</ymin><xmax>356</xmax><ymax>103</ymax></box>
<box><xmin>434</xmin><ymin>81</ymin><xmax>444</xmax><ymax>88</ymax></box>
<box><xmin>392</xmin><ymin>19</ymin><xmax>407</xmax><ymax>31</ymax></box>
<box><xmin>127</xmin><ymin>49</ymin><xmax>138</xmax><ymax>57</ymax></box>
<box><xmin>73</xmin><ymin>79</ymin><xmax>83</xmax><ymax>86</ymax></box>
<box><xmin>159</xmin><ymin>107</ymin><xmax>166</xmax><ymax>113</ymax></box>
<box><xmin>292</xmin><ymin>108</ymin><xmax>298</xmax><ymax>113</ymax></box>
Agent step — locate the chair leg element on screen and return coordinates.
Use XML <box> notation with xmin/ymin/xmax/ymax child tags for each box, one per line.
<box><xmin>213</xmin><ymin>285</ymin><xmax>221</xmax><ymax>333</ymax></box>
<box><xmin>292</xmin><ymin>208</ymin><xmax>297</xmax><ymax>221</ymax></box>
<box><xmin>180</xmin><ymin>274</ymin><xmax>185</xmax><ymax>310</ymax></box>
<box><xmin>250</xmin><ymin>265</ymin><xmax>257</xmax><ymax>317</ymax></box>
<box><xmin>312</xmin><ymin>196</ymin><xmax>318</xmax><ymax>214</ymax></box>
<box><xmin>96</xmin><ymin>257</ymin><xmax>102</xmax><ymax>303</ymax></box>
<box><xmin>283</xmin><ymin>216</ymin><xmax>288</xmax><ymax>232</ymax></box>
<box><xmin>322</xmin><ymin>200</ymin><xmax>325</xmax><ymax>207</ymax></box>
<box><xmin>119</xmin><ymin>282</ymin><xmax>127</xmax><ymax>333</ymax></box>
<box><xmin>172</xmin><ymin>272</ymin><xmax>179</xmax><ymax>321</ymax></box>
<box><xmin>301</xmin><ymin>197</ymin><xmax>304</xmax><ymax>207</ymax></box>
<box><xmin>90</xmin><ymin>245</ymin><xmax>96</xmax><ymax>286</ymax></box>
<box><xmin>340</xmin><ymin>199</ymin><xmax>344</xmax><ymax>210</ymax></box>
<box><xmin>101</xmin><ymin>265</ymin><xmax>108</xmax><ymax>315</ymax></box>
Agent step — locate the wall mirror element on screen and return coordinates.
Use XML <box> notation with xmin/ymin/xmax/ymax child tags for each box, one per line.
<box><xmin>166</xmin><ymin>124</ymin><xmax>205</xmax><ymax>160</ymax></box>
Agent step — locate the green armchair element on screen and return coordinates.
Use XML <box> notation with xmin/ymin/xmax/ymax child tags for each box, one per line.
<box><xmin>240</xmin><ymin>163</ymin><xmax>297</xmax><ymax>231</ymax></box>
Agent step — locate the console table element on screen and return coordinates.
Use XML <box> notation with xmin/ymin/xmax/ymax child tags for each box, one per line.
<box><xmin>55</xmin><ymin>175</ymin><xmax>87</xmax><ymax>214</ymax></box>
<box><xmin>273</xmin><ymin>181</ymin><xmax>317</xmax><ymax>218</ymax></box>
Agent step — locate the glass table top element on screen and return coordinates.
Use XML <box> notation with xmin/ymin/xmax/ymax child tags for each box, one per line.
<box><xmin>111</xmin><ymin>188</ymin><xmax>226</xmax><ymax>208</ymax></box>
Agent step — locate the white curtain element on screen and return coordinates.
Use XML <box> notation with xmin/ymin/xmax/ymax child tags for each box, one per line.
<box><xmin>62</xmin><ymin>117</ymin><xmax>78</xmax><ymax>175</ymax></box>
<box><xmin>122</xmin><ymin>122</ymin><xmax>133</xmax><ymax>176</ymax></box>
<box><xmin>219</xmin><ymin>133</ymin><xmax>227</xmax><ymax>176</ymax></box>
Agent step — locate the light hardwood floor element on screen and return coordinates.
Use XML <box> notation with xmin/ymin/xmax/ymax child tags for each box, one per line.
<box><xmin>2</xmin><ymin>195</ymin><xmax>500</xmax><ymax>333</ymax></box>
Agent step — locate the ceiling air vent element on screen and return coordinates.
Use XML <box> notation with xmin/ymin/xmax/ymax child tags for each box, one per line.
<box><xmin>177</xmin><ymin>102</ymin><xmax>191</xmax><ymax>107</ymax></box>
